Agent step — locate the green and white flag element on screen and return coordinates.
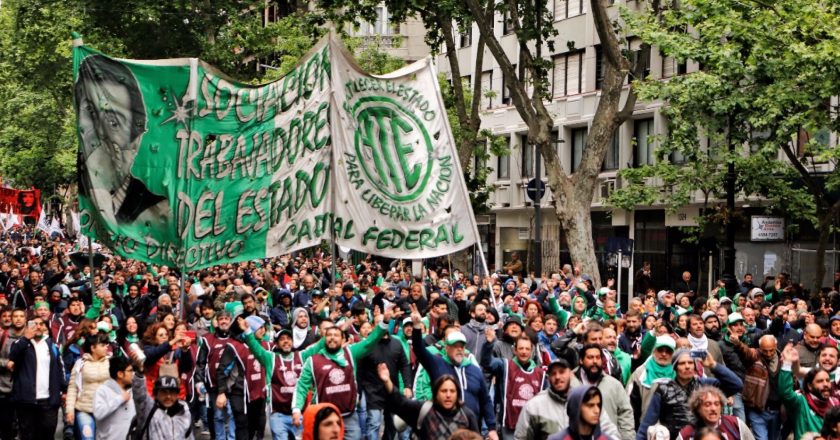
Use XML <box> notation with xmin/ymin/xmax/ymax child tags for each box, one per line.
<box><xmin>73</xmin><ymin>34</ymin><xmax>478</xmax><ymax>270</ymax></box>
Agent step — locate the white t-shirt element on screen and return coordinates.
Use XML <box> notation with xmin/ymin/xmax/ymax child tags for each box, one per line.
<box><xmin>32</xmin><ymin>337</ymin><xmax>51</xmax><ymax>399</ymax></box>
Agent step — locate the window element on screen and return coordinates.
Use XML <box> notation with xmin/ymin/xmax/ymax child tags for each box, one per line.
<box><xmin>797</xmin><ymin>127</ymin><xmax>832</xmax><ymax>158</ymax></box>
<box><xmin>553</xmin><ymin>0</ymin><xmax>584</xmax><ymax>20</ymax></box>
<box><xmin>595</xmin><ymin>46</ymin><xmax>605</xmax><ymax>90</ymax></box>
<box><xmin>707</xmin><ymin>135</ymin><xmax>723</xmax><ymax>162</ymax></box>
<box><xmin>554</xmin><ymin>0</ymin><xmax>566</xmax><ymax>20</ymax></box>
<box><xmin>662</xmin><ymin>54</ymin><xmax>687</xmax><ymax>78</ymax></box>
<box><xmin>552</xmin><ymin>56</ymin><xmax>566</xmax><ymax>96</ymax></box>
<box><xmin>568</xmin><ymin>0</ymin><xmax>585</xmax><ymax>17</ymax></box>
<box><xmin>566</xmin><ymin>52</ymin><xmax>583</xmax><ymax>95</ymax></box>
<box><xmin>749</xmin><ymin>129</ymin><xmax>769</xmax><ymax>153</ymax></box>
<box><xmin>571</xmin><ymin>127</ymin><xmax>587</xmax><ymax>172</ymax></box>
<box><xmin>627</xmin><ymin>38</ymin><xmax>650</xmax><ymax>80</ymax></box>
<box><xmin>521</xmin><ymin>134</ymin><xmax>533</xmax><ymax>177</ymax></box>
<box><xmin>502</xmin><ymin>65</ymin><xmax>515</xmax><ymax>105</ymax></box>
<box><xmin>373</xmin><ymin>6</ymin><xmax>389</xmax><ymax>35</ymax></box>
<box><xmin>603</xmin><ymin>130</ymin><xmax>619</xmax><ymax>170</ymax></box>
<box><xmin>461</xmin><ymin>75</ymin><xmax>472</xmax><ymax>90</ymax></box>
<box><xmin>459</xmin><ymin>27</ymin><xmax>472</xmax><ymax>47</ymax></box>
<box><xmin>503</xmin><ymin>10</ymin><xmax>515</xmax><ymax>34</ymax></box>
<box><xmin>670</xmin><ymin>147</ymin><xmax>686</xmax><ymax>164</ymax></box>
<box><xmin>481</xmin><ymin>71</ymin><xmax>493</xmax><ymax>109</ymax></box>
<box><xmin>497</xmin><ymin>150</ymin><xmax>510</xmax><ymax>180</ymax></box>
<box><xmin>634</xmin><ymin>119</ymin><xmax>655</xmax><ymax>166</ymax></box>
<box><xmin>357</xmin><ymin>6</ymin><xmax>392</xmax><ymax>36</ymax></box>
<box><xmin>552</xmin><ymin>51</ymin><xmax>585</xmax><ymax>97</ymax></box>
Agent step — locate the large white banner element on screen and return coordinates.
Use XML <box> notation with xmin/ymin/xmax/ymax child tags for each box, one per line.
<box><xmin>330</xmin><ymin>42</ymin><xmax>478</xmax><ymax>258</ymax></box>
<box><xmin>74</xmin><ymin>34</ymin><xmax>478</xmax><ymax>269</ymax></box>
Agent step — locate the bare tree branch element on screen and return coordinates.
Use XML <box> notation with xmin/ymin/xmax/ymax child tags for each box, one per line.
<box><xmin>462</xmin><ymin>0</ymin><xmax>536</xmax><ymax>122</ymax></box>
<box><xmin>616</xmin><ymin>43</ymin><xmax>650</xmax><ymax>123</ymax></box>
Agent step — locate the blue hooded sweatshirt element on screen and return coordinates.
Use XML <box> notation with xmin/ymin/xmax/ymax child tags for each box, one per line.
<box><xmin>548</xmin><ymin>385</ymin><xmax>614</xmax><ymax>440</ymax></box>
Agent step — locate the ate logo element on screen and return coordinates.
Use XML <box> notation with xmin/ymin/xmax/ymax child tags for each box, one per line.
<box><xmin>354</xmin><ymin>98</ymin><xmax>433</xmax><ymax>203</ymax></box>
<box><xmin>517</xmin><ymin>384</ymin><xmax>535</xmax><ymax>400</ymax></box>
<box><xmin>328</xmin><ymin>368</ymin><xmax>346</xmax><ymax>385</ymax></box>
<box><xmin>283</xmin><ymin>370</ymin><xmax>298</xmax><ymax>385</ymax></box>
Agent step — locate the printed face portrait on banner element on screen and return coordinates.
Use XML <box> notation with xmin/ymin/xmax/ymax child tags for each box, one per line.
<box><xmin>17</xmin><ymin>191</ymin><xmax>36</xmax><ymax>215</ymax></box>
<box><xmin>74</xmin><ymin>54</ymin><xmax>170</xmax><ymax>226</ymax></box>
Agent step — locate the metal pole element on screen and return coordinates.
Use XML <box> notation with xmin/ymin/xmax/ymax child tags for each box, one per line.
<box><xmin>534</xmin><ymin>143</ymin><xmax>542</xmax><ymax>281</ymax></box>
<box><xmin>180</xmin><ymin>269</ymin><xmax>187</xmax><ymax>321</ymax></box>
<box><xmin>708</xmin><ymin>250</ymin><xmax>713</xmax><ymax>294</ymax></box>
<box><xmin>617</xmin><ymin>250</ymin><xmax>622</xmax><ymax>310</ymax></box>
<box><xmin>88</xmin><ymin>237</ymin><xmax>94</xmax><ymax>283</ymax></box>
<box><xmin>533</xmin><ymin>0</ymin><xmax>543</xmax><ymax>283</ymax></box>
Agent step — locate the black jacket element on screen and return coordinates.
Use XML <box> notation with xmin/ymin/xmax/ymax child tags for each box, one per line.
<box><xmin>358</xmin><ymin>336</ymin><xmax>412</xmax><ymax>410</ymax></box>
<box><xmin>9</xmin><ymin>336</ymin><xmax>66</xmax><ymax>407</ymax></box>
<box><xmin>718</xmin><ymin>337</ymin><xmax>747</xmax><ymax>379</ymax></box>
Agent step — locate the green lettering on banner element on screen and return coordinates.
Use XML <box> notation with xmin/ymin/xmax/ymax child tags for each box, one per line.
<box><xmin>74</xmin><ymin>36</ymin><xmax>474</xmax><ymax>269</ymax></box>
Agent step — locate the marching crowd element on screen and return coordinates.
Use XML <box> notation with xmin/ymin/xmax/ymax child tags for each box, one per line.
<box><xmin>3</xmin><ymin>225</ymin><xmax>840</xmax><ymax>440</ymax></box>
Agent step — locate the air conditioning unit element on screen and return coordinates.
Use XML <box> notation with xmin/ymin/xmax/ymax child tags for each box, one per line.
<box><xmin>600</xmin><ymin>178</ymin><xmax>616</xmax><ymax>200</ymax></box>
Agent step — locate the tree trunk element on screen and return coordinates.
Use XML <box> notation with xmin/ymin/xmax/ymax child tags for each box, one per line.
<box><xmin>814</xmin><ymin>203</ymin><xmax>839</xmax><ymax>292</ymax></box>
<box><xmin>556</xmin><ymin>191</ymin><xmax>601</xmax><ymax>285</ymax></box>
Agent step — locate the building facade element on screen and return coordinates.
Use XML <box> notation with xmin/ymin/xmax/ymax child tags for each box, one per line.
<box><xmin>434</xmin><ymin>1</ymin><xmax>840</xmax><ymax>300</ymax></box>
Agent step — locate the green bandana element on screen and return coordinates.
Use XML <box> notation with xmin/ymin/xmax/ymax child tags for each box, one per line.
<box><xmin>642</xmin><ymin>356</ymin><xmax>675</xmax><ymax>387</ymax></box>
<box><xmin>34</xmin><ymin>301</ymin><xmax>50</xmax><ymax>311</ymax></box>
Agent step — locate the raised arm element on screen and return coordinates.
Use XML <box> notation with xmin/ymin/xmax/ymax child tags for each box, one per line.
<box><xmin>348</xmin><ymin>305</ymin><xmax>399</xmax><ymax>361</ymax></box>
<box><xmin>480</xmin><ymin>329</ymin><xmax>505</xmax><ymax>380</ymax></box>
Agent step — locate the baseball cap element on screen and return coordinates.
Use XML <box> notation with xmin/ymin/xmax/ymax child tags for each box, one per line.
<box><xmin>653</xmin><ymin>335</ymin><xmax>676</xmax><ymax>352</ymax></box>
<box><xmin>154</xmin><ymin>375</ymin><xmax>179</xmax><ymax>393</ymax></box>
<box><xmin>727</xmin><ymin>312</ymin><xmax>745</xmax><ymax>325</ymax></box>
<box><xmin>701</xmin><ymin>311</ymin><xmax>717</xmax><ymax>321</ymax></box>
<box><xmin>596</xmin><ymin>287</ymin><xmax>610</xmax><ymax>297</ymax></box>
<box><xmin>277</xmin><ymin>328</ymin><xmax>292</xmax><ymax>339</ymax></box>
<box><xmin>547</xmin><ymin>356</ymin><xmax>571</xmax><ymax>370</ymax></box>
<box><xmin>444</xmin><ymin>331</ymin><xmax>467</xmax><ymax>346</ymax></box>
<box><xmin>504</xmin><ymin>316</ymin><xmax>525</xmax><ymax>331</ymax></box>
<box><xmin>720</xmin><ymin>297</ymin><xmax>733</xmax><ymax>305</ymax></box>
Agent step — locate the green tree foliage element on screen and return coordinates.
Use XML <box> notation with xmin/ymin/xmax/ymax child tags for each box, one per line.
<box><xmin>0</xmin><ymin>0</ymin><xmax>399</xmax><ymax>199</ymax></box>
<box><xmin>611</xmin><ymin>0</ymin><xmax>840</xmax><ymax>288</ymax></box>
<box><xmin>439</xmin><ymin>76</ymin><xmax>508</xmax><ymax>213</ymax></box>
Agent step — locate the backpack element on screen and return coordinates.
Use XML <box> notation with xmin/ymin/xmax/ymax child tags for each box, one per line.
<box><xmin>127</xmin><ymin>402</ymin><xmax>192</xmax><ymax>440</ymax></box>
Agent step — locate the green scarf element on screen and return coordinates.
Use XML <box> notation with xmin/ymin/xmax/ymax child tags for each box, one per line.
<box><xmin>642</xmin><ymin>356</ymin><xmax>675</xmax><ymax>387</ymax></box>
<box><xmin>513</xmin><ymin>357</ymin><xmax>534</xmax><ymax>371</ymax></box>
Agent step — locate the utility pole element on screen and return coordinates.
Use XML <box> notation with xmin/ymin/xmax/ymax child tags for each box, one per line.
<box><xmin>534</xmin><ymin>141</ymin><xmax>542</xmax><ymax>278</ymax></box>
<box><xmin>533</xmin><ymin>0</ymin><xmax>543</xmax><ymax>280</ymax></box>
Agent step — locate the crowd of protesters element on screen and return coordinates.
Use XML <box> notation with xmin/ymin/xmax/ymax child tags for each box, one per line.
<box><xmin>4</xmin><ymin>224</ymin><xmax>840</xmax><ymax>440</ymax></box>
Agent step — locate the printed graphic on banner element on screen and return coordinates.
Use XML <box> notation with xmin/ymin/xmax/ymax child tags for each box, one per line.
<box><xmin>0</xmin><ymin>188</ymin><xmax>41</xmax><ymax>225</ymax></box>
<box><xmin>74</xmin><ymin>35</ymin><xmax>477</xmax><ymax>269</ymax></box>
<box><xmin>331</xmin><ymin>47</ymin><xmax>478</xmax><ymax>257</ymax></box>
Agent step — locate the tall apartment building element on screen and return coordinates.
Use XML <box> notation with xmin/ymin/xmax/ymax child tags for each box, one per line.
<box><xmin>434</xmin><ymin>1</ymin><xmax>839</xmax><ymax>296</ymax></box>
